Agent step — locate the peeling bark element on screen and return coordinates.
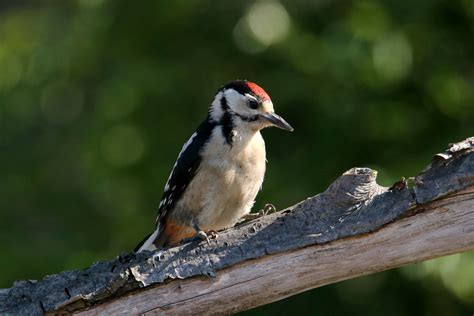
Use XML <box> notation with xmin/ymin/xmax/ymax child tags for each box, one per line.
<box><xmin>1</xmin><ymin>137</ymin><xmax>473</xmax><ymax>315</ymax></box>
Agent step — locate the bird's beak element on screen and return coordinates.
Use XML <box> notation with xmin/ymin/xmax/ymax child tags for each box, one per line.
<box><xmin>261</xmin><ymin>112</ymin><xmax>294</xmax><ymax>132</ymax></box>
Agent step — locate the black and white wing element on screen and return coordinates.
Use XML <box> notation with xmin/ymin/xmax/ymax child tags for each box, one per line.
<box><xmin>155</xmin><ymin>118</ymin><xmax>216</xmax><ymax>226</ymax></box>
<box><xmin>134</xmin><ymin>118</ymin><xmax>215</xmax><ymax>252</ymax></box>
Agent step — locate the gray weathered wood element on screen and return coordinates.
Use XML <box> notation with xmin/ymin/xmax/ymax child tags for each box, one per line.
<box><xmin>1</xmin><ymin>137</ymin><xmax>473</xmax><ymax>315</ymax></box>
<box><xmin>79</xmin><ymin>187</ymin><xmax>474</xmax><ymax>315</ymax></box>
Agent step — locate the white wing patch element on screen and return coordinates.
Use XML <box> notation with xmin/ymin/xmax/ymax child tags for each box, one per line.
<box><xmin>163</xmin><ymin>132</ymin><xmax>198</xmax><ymax>191</ymax></box>
<box><xmin>155</xmin><ymin>131</ymin><xmax>199</xmax><ymax>223</ymax></box>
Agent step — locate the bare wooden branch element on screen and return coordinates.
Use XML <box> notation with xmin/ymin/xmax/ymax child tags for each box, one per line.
<box><xmin>1</xmin><ymin>137</ymin><xmax>473</xmax><ymax>316</ymax></box>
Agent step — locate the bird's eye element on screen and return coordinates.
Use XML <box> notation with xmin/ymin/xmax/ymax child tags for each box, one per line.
<box><xmin>248</xmin><ymin>99</ymin><xmax>259</xmax><ymax>110</ymax></box>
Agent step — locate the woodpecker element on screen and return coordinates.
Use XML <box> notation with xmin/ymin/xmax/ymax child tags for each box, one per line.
<box><xmin>135</xmin><ymin>80</ymin><xmax>293</xmax><ymax>252</ymax></box>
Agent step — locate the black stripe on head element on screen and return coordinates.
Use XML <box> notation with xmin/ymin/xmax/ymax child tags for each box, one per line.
<box><xmin>221</xmin><ymin>117</ymin><xmax>234</xmax><ymax>146</ymax></box>
<box><xmin>235</xmin><ymin>113</ymin><xmax>260</xmax><ymax>122</ymax></box>
<box><xmin>221</xmin><ymin>112</ymin><xmax>260</xmax><ymax>146</ymax></box>
<box><xmin>220</xmin><ymin>80</ymin><xmax>253</xmax><ymax>97</ymax></box>
<box><xmin>221</xmin><ymin>114</ymin><xmax>234</xmax><ymax>146</ymax></box>
<box><xmin>219</xmin><ymin>96</ymin><xmax>235</xmax><ymax>146</ymax></box>
<box><xmin>220</xmin><ymin>95</ymin><xmax>229</xmax><ymax>111</ymax></box>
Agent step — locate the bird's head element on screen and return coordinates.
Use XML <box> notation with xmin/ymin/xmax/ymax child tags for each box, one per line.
<box><xmin>209</xmin><ymin>80</ymin><xmax>294</xmax><ymax>132</ymax></box>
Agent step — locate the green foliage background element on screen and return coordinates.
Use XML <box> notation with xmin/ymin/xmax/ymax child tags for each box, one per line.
<box><xmin>1</xmin><ymin>0</ymin><xmax>473</xmax><ymax>314</ymax></box>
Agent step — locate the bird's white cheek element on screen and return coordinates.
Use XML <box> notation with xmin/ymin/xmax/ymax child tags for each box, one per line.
<box><xmin>247</xmin><ymin>119</ymin><xmax>270</xmax><ymax>131</ymax></box>
<box><xmin>261</xmin><ymin>100</ymin><xmax>274</xmax><ymax>113</ymax></box>
<box><xmin>225</xmin><ymin>90</ymin><xmax>247</xmax><ymax>112</ymax></box>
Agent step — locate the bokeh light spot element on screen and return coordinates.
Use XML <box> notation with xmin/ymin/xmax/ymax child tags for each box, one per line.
<box><xmin>247</xmin><ymin>1</ymin><xmax>290</xmax><ymax>46</ymax></box>
<box><xmin>427</xmin><ymin>72</ymin><xmax>472</xmax><ymax>118</ymax></box>
<box><xmin>233</xmin><ymin>19</ymin><xmax>268</xmax><ymax>54</ymax></box>
<box><xmin>372</xmin><ymin>32</ymin><xmax>412</xmax><ymax>82</ymax></box>
<box><xmin>401</xmin><ymin>253</ymin><xmax>474</xmax><ymax>303</ymax></box>
<box><xmin>234</xmin><ymin>0</ymin><xmax>291</xmax><ymax>53</ymax></box>
<box><xmin>101</xmin><ymin>124</ymin><xmax>146</xmax><ymax>167</ymax></box>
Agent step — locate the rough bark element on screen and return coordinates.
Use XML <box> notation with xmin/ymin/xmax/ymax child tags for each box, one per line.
<box><xmin>1</xmin><ymin>137</ymin><xmax>473</xmax><ymax>315</ymax></box>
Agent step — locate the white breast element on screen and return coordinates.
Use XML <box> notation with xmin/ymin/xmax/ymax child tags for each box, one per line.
<box><xmin>174</xmin><ymin>126</ymin><xmax>266</xmax><ymax>230</ymax></box>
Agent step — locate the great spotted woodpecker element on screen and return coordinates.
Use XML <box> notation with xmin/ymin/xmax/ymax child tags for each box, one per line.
<box><xmin>135</xmin><ymin>80</ymin><xmax>293</xmax><ymax>252</ymax></box>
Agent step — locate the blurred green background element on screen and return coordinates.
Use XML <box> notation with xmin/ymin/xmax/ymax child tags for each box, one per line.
<box><xmin>0</xmin><ymin>0</ymin><xmax>473</xmax><ymax>314</ymax></box>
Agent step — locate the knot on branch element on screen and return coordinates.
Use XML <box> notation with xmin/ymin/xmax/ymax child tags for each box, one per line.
<box><xmin>323</xmin><ymin>167</ymin><xmax>383</xmax><ymax>212</ymax></box>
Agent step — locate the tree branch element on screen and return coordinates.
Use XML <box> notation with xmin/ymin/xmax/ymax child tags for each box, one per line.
<box><xmin>2</xmin><ymin>137</ymin><xmax>474</xmax><ymax>315</ymax></box>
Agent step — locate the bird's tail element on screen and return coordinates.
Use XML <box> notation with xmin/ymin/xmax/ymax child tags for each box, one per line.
<box><xmin>134</xmin><ymin>227</ymin><xmax>162</xmax><ymax>252</ymax></box>
<box><xmin>135</xmin><ymin>220</ymin><xmax>197</xmax><ymax>252</ymax></box>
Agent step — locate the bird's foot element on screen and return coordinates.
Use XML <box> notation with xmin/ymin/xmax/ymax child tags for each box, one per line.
<box><xmin>206</xmin><ymin>230</ymin><xmax>219</xmax><ymax>240</ymax></box>
<box><xmin>197</xmin><ymin>230</ymin><xmax>219</xmax><ymax>243</ymax></box>
<box><xmin>238</xmin><ymin>203</ymin><xmax>277</xmax><ymax>224</ymax></box>
<box><xmin>261</xmin><ymin>203</ymin><xmax>277</xmax><ymax>216</ymax></box>
<box><xmin>197</xmin><ymin>230</ymin><xmax>209</xmax><ymax>243</ymax></box>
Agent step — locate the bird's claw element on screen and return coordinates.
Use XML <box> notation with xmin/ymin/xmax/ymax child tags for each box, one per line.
<box><xmin>260</xmin><ymin>203</ymin><xmax>276</xmax><ymax>216</ymax></box>
<box><xmin>197</xmin><ymin>230</ymin><xmax>219</xmax><ymax>243</ymax></box>
<box><xmin>207</xmin><ymin>230</ymin><xmax>219</xmax><ymax>240</ymax></box>
<box><xmin>197</xmin><ymin>230</ymin><xmax>209</xmax><ymax>243</ymax></box>
<box><xmin>238</xmin><ymin>203</ymin><xmax>277</xmax><ymax>224</ymax></box>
